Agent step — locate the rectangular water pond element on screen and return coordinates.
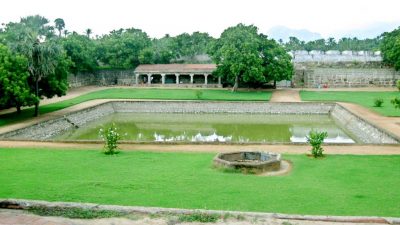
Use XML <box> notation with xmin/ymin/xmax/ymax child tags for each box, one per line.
<box><xmin>53</xmin><ymin>113</ymin><xmax>357</xmax><ymax>143</ymax></box>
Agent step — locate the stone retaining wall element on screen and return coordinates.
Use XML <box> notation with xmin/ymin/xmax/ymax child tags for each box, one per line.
<box><xmin>1</xmin><ymin>101</ymin><xmax>398</xmax><ymax>144</ymax></box>
<box><xmin>331</xmin><ymin>104</ymin><xmax>398</xmax><ymax>144</ymax></box>
<box><xmin>293</xmin><ymin>67</ymin><xmax>400</xmax><ymax>88</ymax></box>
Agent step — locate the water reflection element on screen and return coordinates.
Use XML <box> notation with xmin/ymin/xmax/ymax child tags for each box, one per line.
<box><xmin>54</xmin><ymin>113</ymin><xmax>357</xmax><ymax>144</ymax></box>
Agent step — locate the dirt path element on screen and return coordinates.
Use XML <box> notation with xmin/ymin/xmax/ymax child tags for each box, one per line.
<box><xmin>0</xmin><ymin>141</ymin><xmax>399</xmax><ymax>155</ymax></box>
<box><xmin>0</xmin><ymin>86</ymin><xmax>107</xmax><ymax>116</ymax></box>
<box><xmin>0</xmin><ymin>208</ymin><xmax>387</xmax><ymax>225</ymax></box>
<box><xmin>270</xmin><ymin>89</ymin><xmax>301</xmax><ymax>102</ymax></box>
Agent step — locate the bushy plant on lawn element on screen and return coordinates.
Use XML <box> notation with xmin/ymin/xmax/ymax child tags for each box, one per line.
<box><xmin>306</xmin><ymin>130</ymin><xmax>328</xmax><ymax>158</ymax></box>
<box><xmin>99</xmin><ymin>123</ymin><xmax>121</xmax><ymax>155</ymax></box>
<box><xmin>391</xmin><ymin>97</ymin><xmax>400</xmax><ymax>109</ymax></box>
<box><xmin>373</xmin><ymin>98</ymin><xmax>384</xmax><ymax>107</ymax></box>
<box><xmin>195</xmin><ymin>90</ymin><xmax>203</xmax><ymax>100</ymax></box>
<box><xmin>396</xmin><ymin>80</ymin><xmax>400</xmax><ymax>91</ymax></box>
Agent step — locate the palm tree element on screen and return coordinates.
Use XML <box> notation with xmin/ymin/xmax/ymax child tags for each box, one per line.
<box><xmin>63</xmin><ymin>29</ymin><xmax>70</xmax><ymax>37</ymax></box>
<box><xmin>85</xmin><ymin>28</ymin><xmax>92</xmax><ymax>38</ymax></box>
<box><xmin>54</xmin><ymin>18</ymin><xmax>65</xmax><ymax>37</ymax></box>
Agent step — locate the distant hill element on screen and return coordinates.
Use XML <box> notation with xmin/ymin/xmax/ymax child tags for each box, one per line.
<box><xmin>267</xmin><ymin>26</ymin><xmax>322</xmax><ymax>42</ymax></box>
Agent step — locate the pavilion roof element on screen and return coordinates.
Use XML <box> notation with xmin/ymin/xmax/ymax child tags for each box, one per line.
<box><xmin>134</xmin><ymin>64</ymin><xmax>216</xmax><ymax>74</ymax></box>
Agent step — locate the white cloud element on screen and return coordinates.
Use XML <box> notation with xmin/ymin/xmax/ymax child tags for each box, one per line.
<box><xmin>0</xmin><ymin>0</ymin><xmax>399</xmax><ymax>38</ymax></box>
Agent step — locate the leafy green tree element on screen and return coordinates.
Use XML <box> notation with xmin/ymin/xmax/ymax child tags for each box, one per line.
<box><xmin>210</xmin><ymin>24</ymin><xmax>293</xmax><ymax>90</ymax></box>
<box><xmin>259</xmin><ymin>34</ymin><xmax>294</xmax><ymax>87</ymax></box>
<box><xmin>210</xmin><ymin>24</ymin><xmax>264</xmax><ymax>91</ymax></box>
<box><xmin>3</xmin><ymin>15</ymin><xmax>70</xmax><ymax>116</ymax></box>
<box><xmin>172</xmin><ymin>32</ymin><xmax>214</xmax><ymax>60</ymax></box>
<box><xmin>85</xmin><ymin>28</ymin><xmax>92</xmax><ymax>39</ymax></box>
<box><xmin>0</xmin><ymin>44</ymin><xmax>35</xmax><ymax>113</ymax></box>
<box><xmin>61</xmin><ymin>33</ymin><xmax>98</xmax><ymax>74</ymax></box>
<box><xmin>381</xmin><ymin>27</ymin><xmax>400</xmax><ymax>70</ymax></box>
<box><xmin>54</xmin><ymin>18</ymin><xmax>65</xmax><ymax>37</ymax></box>
<box><xmin>96</xmin><ymin>28</ymin><xmax>151</xmax><ymax>69</ymax></box>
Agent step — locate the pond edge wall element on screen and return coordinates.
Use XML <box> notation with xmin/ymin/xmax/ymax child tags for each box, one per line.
<box><xmin>0</xmin><ymin>101</ymin><xmax>398</xmax><ymax>144</ymax></box>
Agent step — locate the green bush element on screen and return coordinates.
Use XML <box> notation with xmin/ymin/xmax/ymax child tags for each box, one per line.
<box><xmin>373</xmin><ymin>98</ymin><xmax>384</xmax><ymax>107</ymax></box>
<box><xmin>99</xmin><ymin>123</ymin><xmax>121</xmax><ymax>155</ymax></box>
<box><xmin>306</xmin><ymin>130</ymin><xmax>328</xmax><ymax>158</ymax></box>
<box><xmin>28</xmin><ymin>206</ymin><xmax>125</xmax><ymax>219</ymax></box>
<box><xmin>178</xmin><ymin>212</ymin><xmax>219</xmax><ymax>223</ymax></box>
<box><xmin>195</xmin><ymin>90</ymin><xmax>203</xmax><ymax>99</ymax></box>
<box><xmin>391</xmin><ymin>97</ymin><xmax>400</xmax><ymax>109</ymax></box>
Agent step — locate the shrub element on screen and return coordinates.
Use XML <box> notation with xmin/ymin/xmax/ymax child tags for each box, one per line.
<box><xmin>178</xmin><ymin>212</ymin><xmax>219</xmax><ymax>223</ymax></box>
<box><xmin>28</xmin><ymin>206</ymin><xmax>125</xmax><ymax>219</ymax></box>
<box><xmin>99</xmin><ymin>123</ymin><xmax>121</xmax><ymax>155</ymax></box>
<box><xmin>306</xmin><ymin>130</ymin><xmax>328</xmax><ymax>158</ymax></box>
<box><xmin>373</xmin><ymin>98</ymin><xmax>384</xmax><ymax>107</ymax></box>
<box><xmin>396</xmin><ymin>80</ymin><xmax>400</xmax><ymax>91</ymax></box>
<box><xmin>391</xmin><ymin>97</ymin><xmax>400</xmax><ymax>109</ymax></box>
<box><xmin>195</xmin><ymin>90</ymin><xmax>203</xmax><ymax>99</ymax></box>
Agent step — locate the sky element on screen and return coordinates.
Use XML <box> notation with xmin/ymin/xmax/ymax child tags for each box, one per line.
<box><xmin>1</xmin><ymin>0</ymin><xmax>400</xmax><ymax>40</ymax></box>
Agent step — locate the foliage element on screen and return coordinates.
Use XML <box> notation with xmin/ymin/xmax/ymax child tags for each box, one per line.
<box><xmin>210</xmin><ymin>23</ymin><xmax>293</xmax><ymax>91</ymax></box>
<box><xmin>397</xmin><ymin>80</ymin><xmax>400</xmax><ymax>91</ymax></box>
<box><xmin>306</xmin><ymin>130</ymin><xmax>328</xmax><ymax>158</ymax></box>
<box><xmin>391</xmin><ymin>97</ymin><xmax>400</xmax><ymax>109</ymax></box>
<box><xmin>178</xmin><ymin>212</ymin><xmax>219</xmax><ymax>223</ymax></box>
<box><xmin>61</xmin><ymin>33</ymin><xmax>98</xmax><ymax>74</ymax></box>
<box><xmin>284</xmin><ymin>36</ymin><xmax>381</xmax><ymax>52</ymax></box>
<box><xmin>54</xmin><ymin>18</ymin><xmax>65</xmax><ymax>37</ymax></box>
<box><xmin>1</xmin><ymin>149</ymin><xmax>400</xmax><ymax>217</ymax></box>
<box><xmin>0</xmin><ymin>44</ymin><xmax>36</xmax><ymax>112</ymax></box>
<box><xmin>28</xmin><ymin>206</ymin><xmax>125</xmax><ymax>219</ymax></box>
<box><xmin>99</xmin><ymin>123</ymin><xmax>121</xmax><ymax>155</ymax></box>
<box><xmin>381</xmin><ymin>27</ymin><xmax>400</xmax><ymax>70</ymax></box>
<box><xmin>2</xmin><ymin>15</ymin><xmax>70</xmax><ymax>116</ymax></box>
<box><xmin>195</xmin><ymin>90</ymin><xmax>203</xmax><ymax>99</ymax></box>
<box><xmin>96</xmin><ymin>28</ymin><xmax>151</xmax><ymax>69</ymax></box>
<box><xmin>373</xmin><ymin>98</ymin><xmax>384</xmax><ymax>107</ymax></box>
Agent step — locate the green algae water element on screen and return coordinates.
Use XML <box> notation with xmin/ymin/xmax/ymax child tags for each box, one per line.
<box><xmin>53</xmin><ymin>113</ymin><xmax>356</xmax><ymax>143</ymax></box>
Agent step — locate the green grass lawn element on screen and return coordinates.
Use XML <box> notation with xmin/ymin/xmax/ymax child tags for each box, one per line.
<box><xmin>0</xmin><ymin>148</ymin><xmax>399</xmax><ymax>217</ymax></box>
<box><xmin>300</xmin><ymin>91</ymin><xmax>400</xmax><ymax>116</ymax></box>
<box><xmin>0</xmin><ymin>88</ymin><xmax>271</xmax><ymax>127</ymax></box>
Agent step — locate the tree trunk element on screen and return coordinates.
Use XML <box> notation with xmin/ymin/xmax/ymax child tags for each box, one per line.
<box><xmin>273</xmin><ymin>80</ymin><xmax>277</xmax><ymax>89</ymax></box>
<box><xmin>16</xmin><ymin>105</ymin><xmax>21</xmax><ymax>114</ymax></box>
<box><xmin>232</xmin><ymin>75</ymin><xmax>239</xmax><ymax>92</ymax></box>
<box><xmin>34</xmin><ymin>79</ymin><xmax>39</xmax><ymax>117</ymax></box>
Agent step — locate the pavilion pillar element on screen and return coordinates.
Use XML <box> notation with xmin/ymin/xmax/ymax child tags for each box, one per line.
<box><xmin>147</xmin><ymin>73</ymin><xmax>152</xmax><ymax>85</ymax></box>
<box><xmin>190</xmin><ymin>73</ymin><xmax>194</xmax><ymax>84</ymax></box>
<box><xmin>204</xmin><ymin>74</ymin><xmax>208</xmax><ymax>85</ymax></box>
<box><xmin>135</xmin><ymin>73</ymin><xmax>139</xmax><ymax>85</ymax></box>
<box><xmin>218</xmin><ymin>76</ymin><xmax>222</xmax><ymax>87</ymax></box>
<box><xmin>161</xmin><ymin>73</ymin><xmax>166</xmax><ymax>85</ymax></box>
<box><xmin>175</xmin><ymin>73</ymin><xmax>180</xmax><ymax>84</ymax></box>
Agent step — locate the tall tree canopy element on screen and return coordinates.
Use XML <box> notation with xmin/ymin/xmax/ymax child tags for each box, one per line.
<box><xmin>210</xmin><ymin>24</ymin><xmax>293</xmax><ymax>91</ymax></box>
<box><xmin>0</xmin><ymin>44</ymin><xmax>35</xmax><ymax>112</ymax></box>
<box><xmin>61</xmin><ymin>33</ymin><xmax>98</xmax><ymax>74</ymax></box>
<box><xmin>54</xmin><ymin>18</ymin><xmax>65</xmax><ymax>37</ymax></box>
<box><xmin>381</xmin><ymin>27</ymin><xmax>400</xmax><ymax>70</ymax></box>
<box><xmin>3</xmin><ymin>15</ymin><xmax>70</xmax><ymax>116</ymax></box>
<box><xmin>96</xmin><ymin>28</ymin><xmax>151</xmax><ymax>69</ymax></box>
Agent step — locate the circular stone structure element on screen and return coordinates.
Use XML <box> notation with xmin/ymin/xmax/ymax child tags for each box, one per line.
<box><xmin>213</xmin><ymin>151</ymin><xmax>281</xmax><ymax>174</ymax></box>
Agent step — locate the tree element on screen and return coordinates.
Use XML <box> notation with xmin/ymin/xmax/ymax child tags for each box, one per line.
<box><xmin>54</xmin><ymin>18</ymin><xmax>65</xmax><ymax>37</ymax></box>
<box><xmin>96</xmin><ymin>28</ymin><xmax>151</xmax><ymax>69</ymax></box>
<box><xmin>210</xmin><ymin>24</ymin><xmax>264</xmax><ymax>91</ymax></box>
<box><xmin>85</xmin><ymin>28</ymin><xmax>92</xmax><ymax>39</ymax></box>
<box><xmin>0</xmin><ymin>44</ymin><xmax>35</xmax><ymax>113</ymax></box>
<box><xmin>259</xmin><ymin>34</ymin><xmax>294</xmax><ymax>88</ymax></box>
<box><xmin>62</xmin><ymin>33</ymin><xmax>98</xmax><ymax>73</ymax></box>
<box><xmin>210</xmin><ymin>24</ymin><xmax>293</xmax><ymax>91</ymax></box>
<box><xmin>3</xmin><ymin>15</ymin><xmax>70</xmax><ymax>116</ymax></box>
<box><xmin>381</xmin><ymin>27</ymin><xmax>400</xmax><ymax>70</ymax></box>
